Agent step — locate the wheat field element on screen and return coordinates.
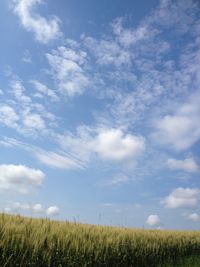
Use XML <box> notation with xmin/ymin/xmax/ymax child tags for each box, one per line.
<box><xmin>0</xmin><ymin>213</ymin><xmax>200</xmax><ymax>267</ymax></box>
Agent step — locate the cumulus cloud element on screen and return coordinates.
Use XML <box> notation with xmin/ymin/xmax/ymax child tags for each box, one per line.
<box><xmin>0</xmin><ymin>164</ymin><xmax>44</xmax><ymax>193</ymax></box>
<box><xmin>59</xmin><ymin>127</ymin><xmax>145</xmax><ymax>164</ymax></box>
<box><xmin>46</xmin><ymin>46</ymin><xmax>90</xmax><ymax>96</ymax></box>
<box><xmin>162</xmin><ymin>187</ymin><xmax>200</xmax><ymax>209</ymax></box>
<box><xmin>154</xmin><ymin>92</ymin><xmax>200</xmax><ymax>150</ymax></box>
<box><xmin>146</xmin><ymin>214</ymin><xmax>161</xmax><ymax>226</ymax></box>
<box><xmin>5</xmin><ymin>202</ymin><xmax>44</xmax><ymax>213</ymax></box>
<box><xmin>167</xmin><ymin>157</ymin><xmax>199</xmax><ymax>173</ymax></box>
<box><xmin>32</xmin><ymin>203</ymin><xmax>44</xmax><ymax>213</ymax></box>
<box><xmin>4</xmin><ymin>202</ymin><xmax>59</xmax><ymax>216</ymax></box>
<box><xmin>12</xmin><ymin>0</ymin><xmax>61</xmax><ymax>43</ymax></box>
<box><xmin>187</xmin><ymin>213</ymin><xmax>200</xmax><ymax>222</ymax></box>
<box><xmin>93</xmin><ymin>129</ymin><xmax>145</xmax><ymax>161</ymax></box>
<box><xmin>46</xmin><ymin>206</ymin><xmax>59</xmax><ymax>216</ymax></box>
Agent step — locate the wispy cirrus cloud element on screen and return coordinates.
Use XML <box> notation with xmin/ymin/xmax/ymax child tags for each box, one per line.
<box><xmin>0</xmin><ymin>105</ymin><xmax>19</xmax><ymax>129</ymax></box>
<box><xmin>31</xmin><ymin>80</ymin><xmax>59</xmax><ymax>102</ymax></box>
<box><xmin>0</xmin><ymin>136</ymin><xmax>85</xmax><ymax>170</ymax></box>
<box><xmin>46</xmin><ymin>46</ymin><xmax>90</xmax><ymax>96</ymax></box>
<box><xmin>22</xmin><ymin>49</ymin><xmax>32</xmax><ymax>63</ymax></box>
<box><xmin>12</xmin><ymin>0</ymin><xmax>62</xmax><ymax>43</ymax></box>
<box><xmin>83</xmin><ymin>0</ymin><xmax>199</xmax><ymax>133</ymax></box>
<box><xmin>0</xmin><ymin>78</ymin><xmax>58</xmax><ymax>137</ymax></box>
<box><xmin>83</xmin><ymin>36</ymin><xmax>132</xmax><ymax>67</ymax></box>
<box><xmin>10</xmin><ymin>79</ymin><xmax>31</xmax><ymax>105</ymax></box>
<box><xmin>111</xmin><ymin>17</ymin><xmax>155</xmax><ymax>47</ymax></box>
<box><xmin>105</xmin><ymin>174</ymin><xmax>130</xmax><ymax>186</ymax></box>
<box><xmin>35</xmin><ymin>149</ymin><xmax>85</xmax><ymax>170</ymax></box>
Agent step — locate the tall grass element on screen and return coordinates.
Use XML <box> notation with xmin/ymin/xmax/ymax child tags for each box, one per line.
<box><xmin>0</xmin><ymin>213</ymin><xmax>200</xmax><ymax>267</ymax></box>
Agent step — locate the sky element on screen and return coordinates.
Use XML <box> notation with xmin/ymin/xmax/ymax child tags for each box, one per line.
<box><xmin>0</xmin><ymin>0</ymin><xmax>200</xmax><ymax>230</ymax></box>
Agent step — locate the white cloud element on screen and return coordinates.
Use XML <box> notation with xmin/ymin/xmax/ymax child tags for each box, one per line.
<box><xmin>22</xmin><ymin>49</ymin><xmax>32</xmax><ymax>63</ymax></box>
<box><xmin>22</xmin><ymin>110</ymin><xmax>45</xmax><ymax>131</ymax></box>
<box><xmin>0</xmin><ymin>137</ymin><xmax>22</xmax><ymax>148</ymax></box>
<box><xmin>167</xmin><ymin>157</ymin><xmax>199</xmax><ymax>173</ymax></box>
<box><xmin>31</xmin><ymin>80</ymin><xmax>59</xmax><ymax>101</ymax></box>
<box><xmin>0</xmin><ymin>89</ymin><xmax>4</xmax><ymax>95</ymax></box>
<box><xmin>107</xmin><ymin>174</ymin><xmax>129</xmax><ymax>186</ymax></box>
<box><xmin>7</xmin><ymin>202</ymin><xmax>44</xmax><ymax>213</ymax></box>
<box><xmin>162</xmin><ymin>187</ymin><xmax>200</xmax><ymax>209</ymax></box>
<box><xmin>154</xmin><ymin>92</ymin><xmax>200</xmax><ymax>150</ymax></box>
<box><xmin>0</xmin><ymin>79</ymin><xmax>57</xmax><ymax>137</ymax></box>
<box><xmin>84</xmin><ymin>36</ymin><xmax>132</xmax><ymax>66</ymax></box>
<box><xmin>80</xmin><ymin>0</ymin><xmax>199</xmax><ymax>136</ymax></box>
<box><xmin>0</xmin><ymin>164</ymin><xmax>44</xmax><ymax>193</ymax></box>
<box><xmin>111</xmin><ymin>17</ymin><xmax>153</xmax><ymax>47</ymax></box>
<box><xmin>156</xmin><ymin>115</ymin><xmax>200</xmax><ymax>150</ymax></box>
<box><xmin>46</xmin><ymin>46</ymin><xmax>90</xmax><ymax>96</ymax></box>
<box><xmin>4</xmin><ymin>202</ymin><xmax>59</xmax><ymax>216</ymax></box>
<box><xmin>0</xmin><ymin>105</ymin><xmax>19</xmax><ymax>129</ymax></box>
<box><xmin>146</xmin><ymin>214</ymin><xmax>160</xmax><ymax>226</ymax></box>
<box><xmin>59</xmin><ymin>127</ymin><xmax>145</xmax><ymax>164</ymax></box>
<box><xmin>93</xmin><ymin>129</ymin><xmax>145</xmax><ymax>161</ymax></box>
<box><xmin>35</xmin><ymin>150</ymin><xmax>85</xmax><ymax>170</ymax></box>
<box><xmin>32</xmin><ymin>203</ymin><xmax>44</xmax><ymax>213</ymax></box>
<box><xmin>83</xmin><ymin>3</ymin><xmax>172</xmax><ymax>68</ymax></box>
<box><xmin>0</xmin><ymin>137</ymin><xmax>84</xmax><ymax>170</ymax></box>
<box><xmin>151</xmin><ymin>0</ymin><xmax>198</xmax><ymax>33</ymax></box>
<box><xmin>11</xmin><ymin>80</ymin><xmax>31</xmax><ymax>104</ymax></box>
<box><xmin>46</xmin><ymin>206</ymin><xmax>59</xmax><ymax>216</ymax></box>
<box><xmin>187</xmin><ymin>213</ymin><xmax>200</xmax><ymax>222</ymax></box>
<box><xmin>12</xmin><ymin>0</ymin><xmax>61</xmax><ymax>43</ymax></box>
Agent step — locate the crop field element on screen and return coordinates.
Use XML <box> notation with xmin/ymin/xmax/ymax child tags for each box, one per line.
<box><xmin>0</xmin><ymin>213</ymin><xmax>200</xmax><ymax>267</ymax></box>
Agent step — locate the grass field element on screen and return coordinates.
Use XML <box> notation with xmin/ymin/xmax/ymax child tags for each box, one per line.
<box><xmin>0</xmin><ymin>213</ymin><xmax>200</xmax><ymax>267</ymax></box>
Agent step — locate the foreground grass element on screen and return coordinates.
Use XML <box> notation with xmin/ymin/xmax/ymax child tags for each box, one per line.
<box><xmin>160</xmin><ymin>256</ymin><xmax>200</xmax><ymax>267</ymax></box>
<box><xmin>0</xmin><ymin>214</ymin><xmax>200</xmax><ymax>267</ymax></box>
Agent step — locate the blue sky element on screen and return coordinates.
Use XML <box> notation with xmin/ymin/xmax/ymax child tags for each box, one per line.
<box><xmin>0</xmin><ymin>0</ymin><xmax>200</xmax><ymax>229</ymax></box>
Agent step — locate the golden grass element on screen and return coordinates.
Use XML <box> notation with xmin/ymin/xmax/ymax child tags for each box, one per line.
<box><xmin>0</xmin><ymin>213</ymin><xmax>200</xmax><ymax>266</ymax></box>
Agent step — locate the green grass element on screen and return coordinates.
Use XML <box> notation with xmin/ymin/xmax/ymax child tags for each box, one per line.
<box><xmin>160</xmin><ymin>256</ymin><xmax>200</xmax><ymax>267</ymax></box>
<box><xmin>0</xmin><ymin>213</ymin><xmax>200</xmax><ymax>267</ymax></box>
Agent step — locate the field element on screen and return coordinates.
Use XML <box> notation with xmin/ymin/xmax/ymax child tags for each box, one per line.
<box><xmin>0</xmin><ymin>213</ymin><xmax>200</xmax><ymax>267</ymax></box>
